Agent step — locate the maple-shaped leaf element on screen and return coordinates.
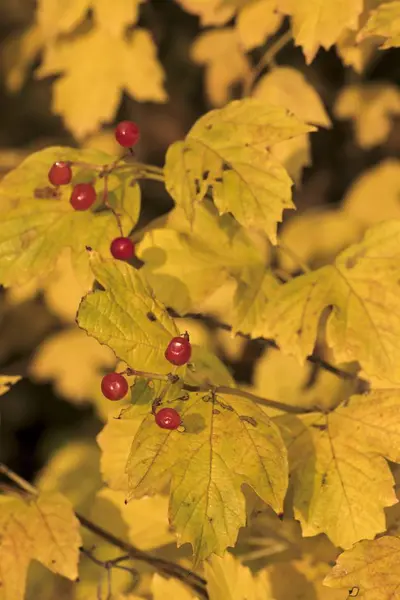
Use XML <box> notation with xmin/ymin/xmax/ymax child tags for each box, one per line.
<box><xmin>335</xmin><ymin>83</ymin><xmax>400</xmax><ymax>149</ymax></box>
<box><xmin>324</xmin><ymin>536</ymin><xmax>400</xmax><ymax>599</ymax></box>
<box><xmin>0</xmin><ymin>375</ymin><xmax>21</xmax><ymax>396</ymax></box>
<box><xmin>77</xmin><ymin>253</ymin><xmax>180</xmax><ymax>374</ymax></box>
<box><xmin>277</xmin><ymin>0</ymin><xmax>363</xmax><ymax>63</ymax></box>
<box><xmin>261</xmin><ymin>220</ymin><xmax>400</xmax><ymax>383</ymax></box>
<box><xmin>0</xmin><ymin>146</ymin><xmax>140</xmax><ymax>288</ymax></box>
<box><xmin>91</xmin><ymin>0</ymin><xmax>144</xmax><ymax>35</ymax></box>
<box><xmin>164</xmin><ymin>98</ymin><xmax>315</xmax><ymax>243</ymax></box>
<box><xmin>275</xmin><ymin>387</ymin><xmax>400</xmax><ymax>548</ymax></box>
<box><xmin>126</xmin><ymin>389</ymin><xmax>288</xmax><ymax>562</ymax></box>
<box><xmin>343</xmin><ymin>159</ymin><xmax>400</xmax><ymax>229</ymax></box>
<box><xmin>139</xmin><ymin>200</ymin><xmax>279</xmax><ymax>335</ymax></box>
<box><xmin>36</xmin><ymin>0</ymin><xmax>91</xmax><ymax>40</ymax></box>
<box><xmin>174</xmin><ymin>0</ymin><xmax>235</xmax><ymax>25</ymax></box>
<box><xmin>358</xmin><ymin>0</ymin><xmax>400</xmax><ymax>48</ymax></box>
<box><xmin>36</xmin><ymin>29</ymin><xmax>166</xmax><ymax>138</ymax></box>
<box><xmin>205</xmin><ymin>553</ymin><xmax>273</xmax><ymax>599</ymax></box>
<box><xmin>191</xmin><ymin>28</ymin><xmax>250</xmax><ymax>106</ymax></box>
<box><xmin>236</xmin><ymin>0</ymin><xmax>283</xmax><ymax>50</ymax></box>
<box><xmin>0</xmin><ymin>492</ymin><xmax>81</xmax><ymax>600</ymax></box>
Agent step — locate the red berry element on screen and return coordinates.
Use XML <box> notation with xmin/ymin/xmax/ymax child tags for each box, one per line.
<box><xmin>48</xmin><ymin>161</ymin><xmax>72</xmax><ymax>186</ymax></box>
<box><xmin>115</xmin><ymin>121</ymin><xmax>140</xmax><ymax>148</ymax></box>
<box><xmin>110</xmin><ymin>237</ymin><xmax>135</xmax><ymax>260</ymax></box>
<box><xmin>155</xmin><ymin>407</ymin><xmax>181</xmax><ymax>430</ymax></box>
<box><xmin>101</xmin><ymin>372</ymin><xmax>129</xmax><ymax>400</ymax></box>
<box><xmin>70</xmin><ymin>183</ymin><xmax>97</xmax><ymax>211</ymax></box>
<box><xmin>165</xmin><ymin>335</ymin><xmax>192</xmax><ymax>366</ymax></box>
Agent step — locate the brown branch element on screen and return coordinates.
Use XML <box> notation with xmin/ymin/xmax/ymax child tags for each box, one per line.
<box><xmin>0</xmin><ymin>463</ymin><xmax>208</xmax><ymax>599</ymax></box>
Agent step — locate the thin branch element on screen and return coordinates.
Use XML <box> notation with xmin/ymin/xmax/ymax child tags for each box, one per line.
<box><xmin>243</xmin><ymin>29</ymin><xmax>293</xmax><ymax>97</ymax></box>
<box><xmin>0</xmin><ymin>464</ymin><xmax>208</xmax><ymax>599</ymax></box>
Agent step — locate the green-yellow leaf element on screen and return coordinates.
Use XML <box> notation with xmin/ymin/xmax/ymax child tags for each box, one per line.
<box><xmin>236</xmin><ymin>0</ymin><xmax>282</xmax><ymax>50</ymax></box>
<box><xmin>324</xmin><ymin>536</ymin><xmax>400</xmax><ymax>598</ymax></box>
<box><xmin>126</xmin><ymin>390</ymin><xmax>288</xmax><ymax>562</ymax></box>
<box><xmin>335</xmin><ymin>83</ymin><xmax>400</xmax><ymax>149</ymax></box>
<box><xmin>261</xmin><ymin>220</ymin><xmax>400</xmax><ymax>383</ymax></box>
<box><xmin>77</xmin><ymin>253</ymin><xmax>180</xmax><ymax>374</ymax></box>
<box><xmin>359</xmin><ymin>0</ymin><xmax>400</xmax><ymax>48</ymax></box>
<box><xmin>151</xmin><ymin>574</ymin><xmax>196</xmax><ymax>600</ymax></box>
<box><xmin>165</xmin><ymin>98</ymin><xmax>314</xmax><ymax>243</ymax></box>
<box><xmin>36</xmin><ymin>29</ymin><xmax>166</xmax><ymax>138</ymax></box>
<box><xmin>276</xmin><ymin>387</ymin><xmax>400</xmax><ymax>548</ymax></box>
<box><xmin>277</xmin><ymin>0</ymin><xmax>363</xmax><ymax>63</ymax></box>
<box><xmin>0</xmin><ymin>375</ymin><xmax>21</xmax><ymax>396</ymax></box>
<box><xmin>0</xmin><ymin>492</ymin><xmax>81</xmax><ymax>600</ymax></box>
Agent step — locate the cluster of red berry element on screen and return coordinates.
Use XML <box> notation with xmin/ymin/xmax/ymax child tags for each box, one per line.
<box><xmin>101</xmin><ymin>334</ymin><xmax>192</xmax><ymax>430</ymax></box>
<box><xmin>47</xmin><ymin>121</ymin><xmax>140</xmax><ymax>261</ymax></box>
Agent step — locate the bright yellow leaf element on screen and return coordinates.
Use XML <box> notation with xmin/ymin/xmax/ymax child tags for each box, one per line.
<box><xmin>2</xmin><ymin>24</ymin><xmax>44</xmax><ymax>93</ymax></box>
<box><xmin>174</xmin><ymin>0</ymin><xmax>235</xmax><ymax>25</ymax></box>
<box><xmin>359</xmin><ymin>0</ymin><xmax>400</xmax><ymax>48</ymax></box>
<box><xmin>36</xmin><ymin>29</ymin><xmax>166</xmax><ymax>138</ymax></box>
<box><xmin>236</xmin><ymin>0</ymin><xmax>282</xmax><ymax>50</ymax></box>
<box><xmin>151</xmin><ymin>574</ymin><xmax>196</xmax><ymax>599</ymax></box>
<box><xmin>342</xmin><ymin>159</ymin><xmax>400</xmax><ymax>228</ymax></box>
<box><xmin>165</xmin><ymin>98</ymin><xmax>315</xmax><ymax>243</ymax></box>
<box><xmin>37</xmin><ymin>0</ymin><xmax>90</xmax><ymax>40</ymax></box>
<box><xmin>324</xmin><ymin>536</ymin><xmax>400</xmax><ymax>598</ymax></box>
<box><xmin>0</xmin><ymin>492</ymin><xmax>81</xmax><ymax>600</ymax></box>
<box><xmin>191</xmin><ymin>28</ymin><xmax>250</xmax><ymax>106</ymax></box>
<box><xmin>205</xmin><ymin>553</ymin><xmax>273</xmax><ymax>599</ymax></box>
<box><xmin>93</xmin><ymin>0</ymin><xmax>144</xmax><ymax>35</ymax></box>
<box><xmin>126</xmin><ymin>389</ymin><xmax>288</xmax><ymax>562</ymax></box>
<box><xmin>335</xmin><ymin>83</ymin><xmax>400</xmax><ymax>148</ymax></box>
<box><xmin>0</xmin><ymin>375</ymin><xmax>21</xmax><ymax>396</ymax></box>
<box><xmin>29</xmin><ymin>326</ymin><xmax>115</xmax><ymax>404</ymax></box>
<box><xmin>262</xmin><ymin>221</ymin><xmax>400</xmax><ymax>383</ymax></box>
<box><xmin>276</xmin><ymin>387</ymin><xmax>400</xmax><ymax>548</ymax></box>
<box><xmin>277</xmin><ymin>0</ymin><xmax>363</xmax><ymax>63</ymax></box>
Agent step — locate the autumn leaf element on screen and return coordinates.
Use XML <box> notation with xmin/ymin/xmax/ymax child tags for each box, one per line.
<box><xmin>191</xmin><ymin>28</ymin><xmax>250</xmax><ymax>106</ymax></box>
<box><xmin>77</xmin><ymin>253</ymin><xmax>180</xmax><ymax>374</ymax></box>
<box><xmin>151</xmin><ymin>574</ymin><xmax>196</xmax><ymax>600</ymax></box>
<box><xmin>174</xmin><ymin>0</ymin><xmax>235</xmax><ymax>25</ymax></box>
<box><xmin>204</xmin><ymin>552</ymin><xmax>272</xmax><ymax>599</ymax></box>
<box><xmin>236</xmin><ymin>0</ymin><xmax>283</xmax><ymax>50</ymax></box>
<box><xmin>0</xmin><ymin>146</ymin><xmax>140</xmax><ymax>288</ymax></box>
<box><xmin>275</xmin><ymin>387</ymin><xmax>400</xmax><ymax>548</ymax></box>
<box><xmin>165</xmin><ymin>98</ymin><xmax>315</xmax><ymax>243</ymax></box>
<box><xmin>359</xmin><ymin>0</ymin><xmax>400</xmax><ymax>48</ymax></box>
<box><xmin>0</xmin><ymin>375</ymin><xmax>21</xmax><ymax>396</ymax></box>
<box><xmin>261</xmin><ymin>220</ymin><xmax>400</xmax><ymax>383</ymax></box>
<box><xmin>0</xmin><ymin>492</ymin><xmax>81</xmax><ymax>600</ymax></box>
<box><xmin>277</xmin><ymin>0</ymin><xmax>364</xmax><ymax>63</ymax></box>
<box><xmin>324</xmin><ymin>536</ymin><xmax>400</xmax><ymax>598</ymax></box>
<box><xmin>92</xmin><ymin>0</ymin><xmax>144</xmax><ymax>35</ymax></box>
<box><xmin>2</xmin><ymin>24</ymin><xmax>44</xmax><ymax>93</ymax></box>
<box><xmin>335</xmin><ymin>83</ymin><xmax>400</xmax><ymax>148</ymax></box>
<box><xmin>36</xmin><ymin>0</ymin><xmax>90</xmax><ymax>40</ymax></box>
<box><xmin>125</xmin><ymin>388</ymin><xmax>288</xmax><ymax>562</ymax></box>
<box><xmin>36</xmin><ymin>29</ymin><xmax>166</xmax><ymax>138</ymax></box>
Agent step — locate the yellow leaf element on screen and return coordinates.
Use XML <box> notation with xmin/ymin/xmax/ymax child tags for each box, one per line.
<box><xmin>205</xmin><ymin>553</ymin><xmax>273</xmax><ymax>599</ymax></box>
<box><xmin>191</xmin><ymin>28</ymin><xmax>250</xmax><ymax>106</ymax></box>
<box><xmin>37</xmin><ymin>0</ymin><xmax>90</xmax><ymax>40</ymax></box>
<box><xmin>262</xmin><ymin>221</ymin><xmax>400</xmax><ymax>383</ymax></box>
<box><xmin>93</xmin><ymin>0</ymin><xmax>144</xmax><ymax>35</ymax></box>
<box><xmin>232</xmin><ymin>266</ymin><xmax>280</xmax><ymax>335</ymax></box>
<box><xmin>151</xmin><ymin>574</ymin><xmax>196</xmax><ymax>600</ymax></box>
<box><xmin>236</xmin><ymin>0</ymin><xmax>283</xmax><ymax>50</ymax></box>
<box><xmin>92</xmin><ymin>488</ymin><xmax>175</xmax><ymax>550</ymax></box>
<box><xmin>35</xmin><ymin>440</ymin><xmax>102</xmax><ymax>514</ymax></box>
<box><xmin>0</xmin><ymin>492</ymin><xmax>81</xmax><ymax>600</ymax></box>
<box><xmin>324</xmin><ymin>536</ymin><xmax>400</xmax><ymax>598</ymax></box>
<box><xmin>29</xmin><ymin>326</ymin><xmax>115</xmax><ymax>404</ymax></box>
<box><xmin>36</xmin><ymin>29</ymin><xmax>166</xmax><ymax>138</ymax></box>
<box><xmin>0</xmin><ymin>375</ymin><xmax>21</xmax><ymax>396</ymax></box>
<box><xmin>126</xmin><ymin>390</ymin><xmax>288</xmax><ymax>562</ymax></box>
<box><xmin>277</xmin><ymin>0</ymin><xmax>364</xmax><ymax>63</ymax></box>
<box><xmin>174</xmin><ymin>0</ymin><xmax>235</xmax><ymax>25</ymax></box>
<box><xmin>276</xmin><ymin>387</ymin><xmax>400</xmax><ymax>548</ymax></box>
<box><xmin>335</xmin><ymin>83</ymin><xmax>400</xmax><ymax>148</ymax></box>
<box><xmin>165</xmin><ymin>98</ymin><xmax>315</xmax><ymax>243</ymax></box>
<box><xmin>359</xmin><ymin>0</ymin><xmax>400</xmax><ymax>48</ymax></box>
<box><xmin>342</xmin><ymin>159</ymin><xmax>400</xmax><ymax>229</ymax></box>
<box><xmin>278</xmin><ymin>207</ymin><xmax>362</xmax><ymax>271</ymax></box>
<box><xmin>2</xmin><ymin>24</ymin><xmax>44</xmax><ymax>93</ymax></box>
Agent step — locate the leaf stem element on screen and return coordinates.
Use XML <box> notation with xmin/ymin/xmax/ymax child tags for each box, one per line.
<box><xmin>277</xmin><ymin>240</ymin><xmax>311</xmax><ymax>274</ymax></box>
<box><xmin>243</xmin><ymin>29</ymin><xmax>293</xmax><ymax>97</ymax></box>
<box><xmin>0</xmin><ymin>463</ymin><xmax>209</xmax><ymax>599</ymax></box>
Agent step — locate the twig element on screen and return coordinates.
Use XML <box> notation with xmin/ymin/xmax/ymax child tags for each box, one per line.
<box><xmin>243</xmin><ymin>29</ymin><xmax>292</xmax><ymax>97</ymax></box>
<box><xmin>0</xmin><ymin>464</ymin><xmax>208</xmax><ymax>599</ymax></box>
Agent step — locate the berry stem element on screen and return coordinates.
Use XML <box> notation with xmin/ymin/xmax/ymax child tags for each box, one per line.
<box><xmin>0</xmin><ymin>463</ymin><xmax>208</xmax><ymax>599</ymax></box>
<box><xmin>102</xmin><ymin>174</ymin><xmax>123</xmax><ymax>235</ymax></box>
